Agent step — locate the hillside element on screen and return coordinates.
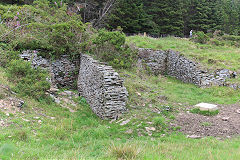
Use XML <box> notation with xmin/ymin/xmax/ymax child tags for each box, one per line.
<box><xmin>1</xmin><ymin>50</ymin><xmax>240</xmax><ymax>159</ymax></box>
<box><xmin>127</xmin><ymin>36</ymin><xmax>240</xmax><ymax>72</ymax></box>
<box><xmin>0</xmin><ymin>1</ymin><xmax>240</xmax><ymax>160</ymax></box>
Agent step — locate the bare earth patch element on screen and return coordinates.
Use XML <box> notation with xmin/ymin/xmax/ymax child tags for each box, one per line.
<box><xmin>0</xmin><ymin>84</ymin><xmax>24</xmax><ymax>115</ymax></box>
<box><xmin>172</xmin><ymin>104</ymin><xmax>240</xmax><ymax>138</ymax></box>
<box><xmin>0</xmin><ymin>97</ymin><xmax>22</xmax><ymax>114</ymax></box>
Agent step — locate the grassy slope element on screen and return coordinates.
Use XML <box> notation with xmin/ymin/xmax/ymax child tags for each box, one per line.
<box><xmin>0</xmin><ymin>2</ymin><xmax>239</xmax><ymax>159</ymax></box>
<box><xmin>1</xmin><ymin>65</ymin><xmax>240</xmax><ymax>159</ymax></box>
<box><xmin>126</xmin><ymin>36</ymin><xmax>240</xmax><ymax>72</ymax></box>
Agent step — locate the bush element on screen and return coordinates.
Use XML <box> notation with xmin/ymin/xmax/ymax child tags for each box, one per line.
<box><xmin>213</xmin><ymin>30</ymin><xmax>224</xmax><ymax>37</ymax></box>
<box><xmin>48</xmin><ymin>20</ymin><xmax>86</xmax><ymax>58</ymax></box>
<box><xmin>0</xmin><ymin>48</ymin><xmax>20</xmax><ymax>67</ymax></box>
<box><xmin>192</xmin><ymin>31</ymin><xmax>210</xmax><ymax>44</ymax></box>
<box><xmin>153</xmin><ymin>116</ymin><xmax>167</xmax><ymax>132</ymax></box>
<box><xmin>7</xmin><ymin>59</ymin><xmax>50</xmax><ymax>99</ymax></box>
<box><xmin>0</xmin><ymin>1</ymin><xmax>87</xmax><ymax>58</ymax></box>
<box><xmin>92</xmin><ymin>29</ymin><xmax>137</xmax><ymax>69</ymax></box>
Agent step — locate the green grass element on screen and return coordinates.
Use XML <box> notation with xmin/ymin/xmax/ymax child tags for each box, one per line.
<box><xmin>190</xmin><ymin>108</ymin><xmax>219</xmax><ymax>116</ymax></box>
<box><xmin>0</xmin><ymin>65</ymin><xmax>240</xmax><ymax>159</ymax></box>
<box><xmin>120</xmin><ymin>68</ymin><xmax>240</xmax><ymax>106</ymax></box>
<box><xmin>126</xmin><ymin>36</ymin><xmax>240</xmax><ymax>72</ymax></box>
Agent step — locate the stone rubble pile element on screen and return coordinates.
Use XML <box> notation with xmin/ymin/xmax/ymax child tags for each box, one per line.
<box><xmin>78</xmin><ymin>54</ymin><xmax>128</xmax><ymax>119</ymax></box>
<box><xmin>20</xmin><ymin>50</ymin><xmax>79</xmax><ymax>88</ymax></box>
<box><xmin>138</xmin><ymin>48</ymin><xmax>239</xmax><ymax>88</ymax></box>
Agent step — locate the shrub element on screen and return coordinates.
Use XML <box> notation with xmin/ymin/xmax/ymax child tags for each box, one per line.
<box><xmin>7</xmin><ymin>59</ymin><xmax>50</xmax><ymax>99</ymax></box>
<box><xmin>192</xmin><ymin>31</ymin><xmax>210</xmax><ymax>44</ymax></box>
<box><xmin>213</xmin><ymin>30</ymin><xmax>224</xmax><ymax>37</ymax></box>
<box><xmin>92</xmin><ymin>29</ymin><xmax>137</xmax><ymax>69</ymax></box>
<box><xmin>0</xmin><ymin>48</ymin><xmax>20</xmax><ymax>67</ymax></box>
<box><xmin>206</xmin><ymin>32</ymin><xmax>213</xmax><ymax>38</ymax></box>
<box><xmin>48</xmin><ymin>20</ymin><xmax>86</xmax><ymax>58</ymax></box>
<box><xmin>0</xmin><ymin>1</ymin><xmax>87</xmax><ymax>59</ymax></box>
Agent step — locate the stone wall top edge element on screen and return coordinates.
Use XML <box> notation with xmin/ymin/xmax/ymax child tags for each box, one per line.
<box><xmin>82</xmin><ymin>54</ymin><xmax>117</xmax><ymax>74</ymax></box>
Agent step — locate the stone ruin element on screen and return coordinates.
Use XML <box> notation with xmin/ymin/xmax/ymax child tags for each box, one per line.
<box><xmin>19</xmin><ymin>51</ymin><xmax>128</xmax><ymax>119</ymax></box>
<box><xmin>19</xmin><ymin>48</ymin><xmax>239</xmax><ymax>119</ymax></box>
<box><xmin>20</xmin><ymin>50</ymin><xmax>80</xmax><ymax>88</ymax></box>
<box><xmin>138</xmin><ymin>48</ymin><xmax>239</xmax><ymax>89</ymax></box>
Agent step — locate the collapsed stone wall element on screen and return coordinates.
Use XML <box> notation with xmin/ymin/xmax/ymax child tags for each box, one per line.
<box><xmin>78</xmin><ymin>54</ymin><xmax>128</xmax><ymax>119</ymax></box>
<box><xmin>138</xmin><ymin>48</ymin><xmax>238</xmax><ymax>88</ymax></box>
<box><xmin>20</xmin><ymin>50</ymin><xmax>79</xmax><ymax>88</ymax></box>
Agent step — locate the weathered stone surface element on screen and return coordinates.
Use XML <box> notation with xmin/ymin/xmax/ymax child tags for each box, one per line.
<box><xmin>138</xmin><ymin>48</ymin><xmax>167</xmax><ymax>75</ymax></box>
<box><xmin>138</xmin><ymin>48</ymin><xmax>238</xmax><ymax>88</ymax></box>
<box><xmin>78</xmin><ymin>54</ymin><xmax>128</xmax><ymax>119</ymax></box>
<box><xmin>195</xmin><ymin>103</ymin><xmax>218</xmax><ymax>111</ymax></box>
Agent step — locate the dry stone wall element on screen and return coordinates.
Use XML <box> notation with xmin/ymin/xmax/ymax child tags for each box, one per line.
<box><xmin>20</xmin><ymin>51</ymin><xmax>128</xmax><ymax>119</ymax></box>
<box><xmin>138</xmin><ymin>48</ymin><xmax>167</xmax><ymax>75</ymax></box>
<box><xmin>78</xmin><ymin>54</ymin><xmax>128</xmax><ymax>119</ymax></box>
<box><xmin>138</xmin><ymin>48</ymin><xmax>238</xmax><ymax>88</ymax></box>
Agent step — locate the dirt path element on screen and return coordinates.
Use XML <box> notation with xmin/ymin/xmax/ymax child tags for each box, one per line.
<box><xmin>172</xmin><ymin>104</ymin><xmax>240</xmax><ymax>138</ymax></box>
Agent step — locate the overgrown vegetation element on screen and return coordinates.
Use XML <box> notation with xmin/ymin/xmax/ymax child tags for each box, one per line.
<box><xmin>191</xmin><ymin>31</ymin><xmax>210</xmax><ymax>44</ymax></box>
<box><xmin>6</xmin><ymin>59</ymin><xmax>50</xmax><ymax>100</ymax></box>
<box><xmin>0</xmin><ymin>0</ymin><xmax>87</xmax><ymax>58</ymax></box>
<box><xmin>90</xmin><ymin>29</ymin><xmax>137</xmax><ymax>68</ymax></box>
<box><xmin>0</xmin><ymin>1</ymin><xmax>240</xmax><ymax>160</ymax></box>
<box><xmin>127</xmin><ymin>35</ymin><xmax>240</xmax><ymax>71</ymax></box>
<box><xmin>0</xmin><ymin>1</ymin><xmax>137</xmax><ymax>100</ymax></box>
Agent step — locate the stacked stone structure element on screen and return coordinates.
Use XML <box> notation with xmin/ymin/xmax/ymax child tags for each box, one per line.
<box><xmin>20</xmin><ymin>51</ymin><xmax>128</xmax><ymax>119</ymax></box>
<box><xmin>19</xmin><ymin>48</ymin><xmax>238</xmax><ymax>120</ymax></box>
<box><xmin>138</xmin><ymin>48</ymin><xmax>238</xmax><ymax>88</ymax></box>
<box><xmin>20</xmin><ymin>50</ymin><xmax>79</xmax><ymax>88</ymax></box>
<box><xmin>77</xmin><ymin>54</ymin><xmax>128</xmax><ymax>119</ymax></box>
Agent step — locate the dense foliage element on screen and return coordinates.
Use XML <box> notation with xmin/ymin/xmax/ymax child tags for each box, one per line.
<box><xmin>91</xmin><ymin>29</ymin><xmax>137</xmax><ymax>68</ymax></box>
<box><xmin>0</xmin><ymin>0</ymin><xmax>85</xmax><ymax>100</ymax></box>
<box><xmin>7</xmin><ymin>59</ymin><xmax>50</xmax><ymax>100</ymax></box>
<box><xmin>0</xmin><ymin>0</ymin><xmax>88</xmax><ymax>58</ymax></box>
<box><xmin>5</xmin><ymin>0</ymin><xmax>240</xmax><ymax>36</ymax></box>
<box><xmin>108</xmin><ymin>0</ymin><xmax>240</xmax><ymax>36</ymax></box>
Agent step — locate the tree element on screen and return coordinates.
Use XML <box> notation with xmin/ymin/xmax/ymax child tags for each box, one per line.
<box><xmin>106</xmin><ymin>0</ymin><xmax>151</xmax><ymax>33</ymax></box>
<box><xmin>143</xmin><ymin>0</ymin><xmax>185</xmax><ymax>36</ymax></box>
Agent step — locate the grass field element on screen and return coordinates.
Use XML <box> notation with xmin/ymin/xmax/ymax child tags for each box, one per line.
<box><xmin>1</xmin><ymin>65</ymin><xmax>240</xmax><ymax>159</ymax></box>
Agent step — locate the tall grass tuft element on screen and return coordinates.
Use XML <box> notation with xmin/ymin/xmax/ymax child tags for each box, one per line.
<box><xmin>108</xmin><ymin>143</ymin><xmax>141</xmax><ymax>160</ymax></box>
